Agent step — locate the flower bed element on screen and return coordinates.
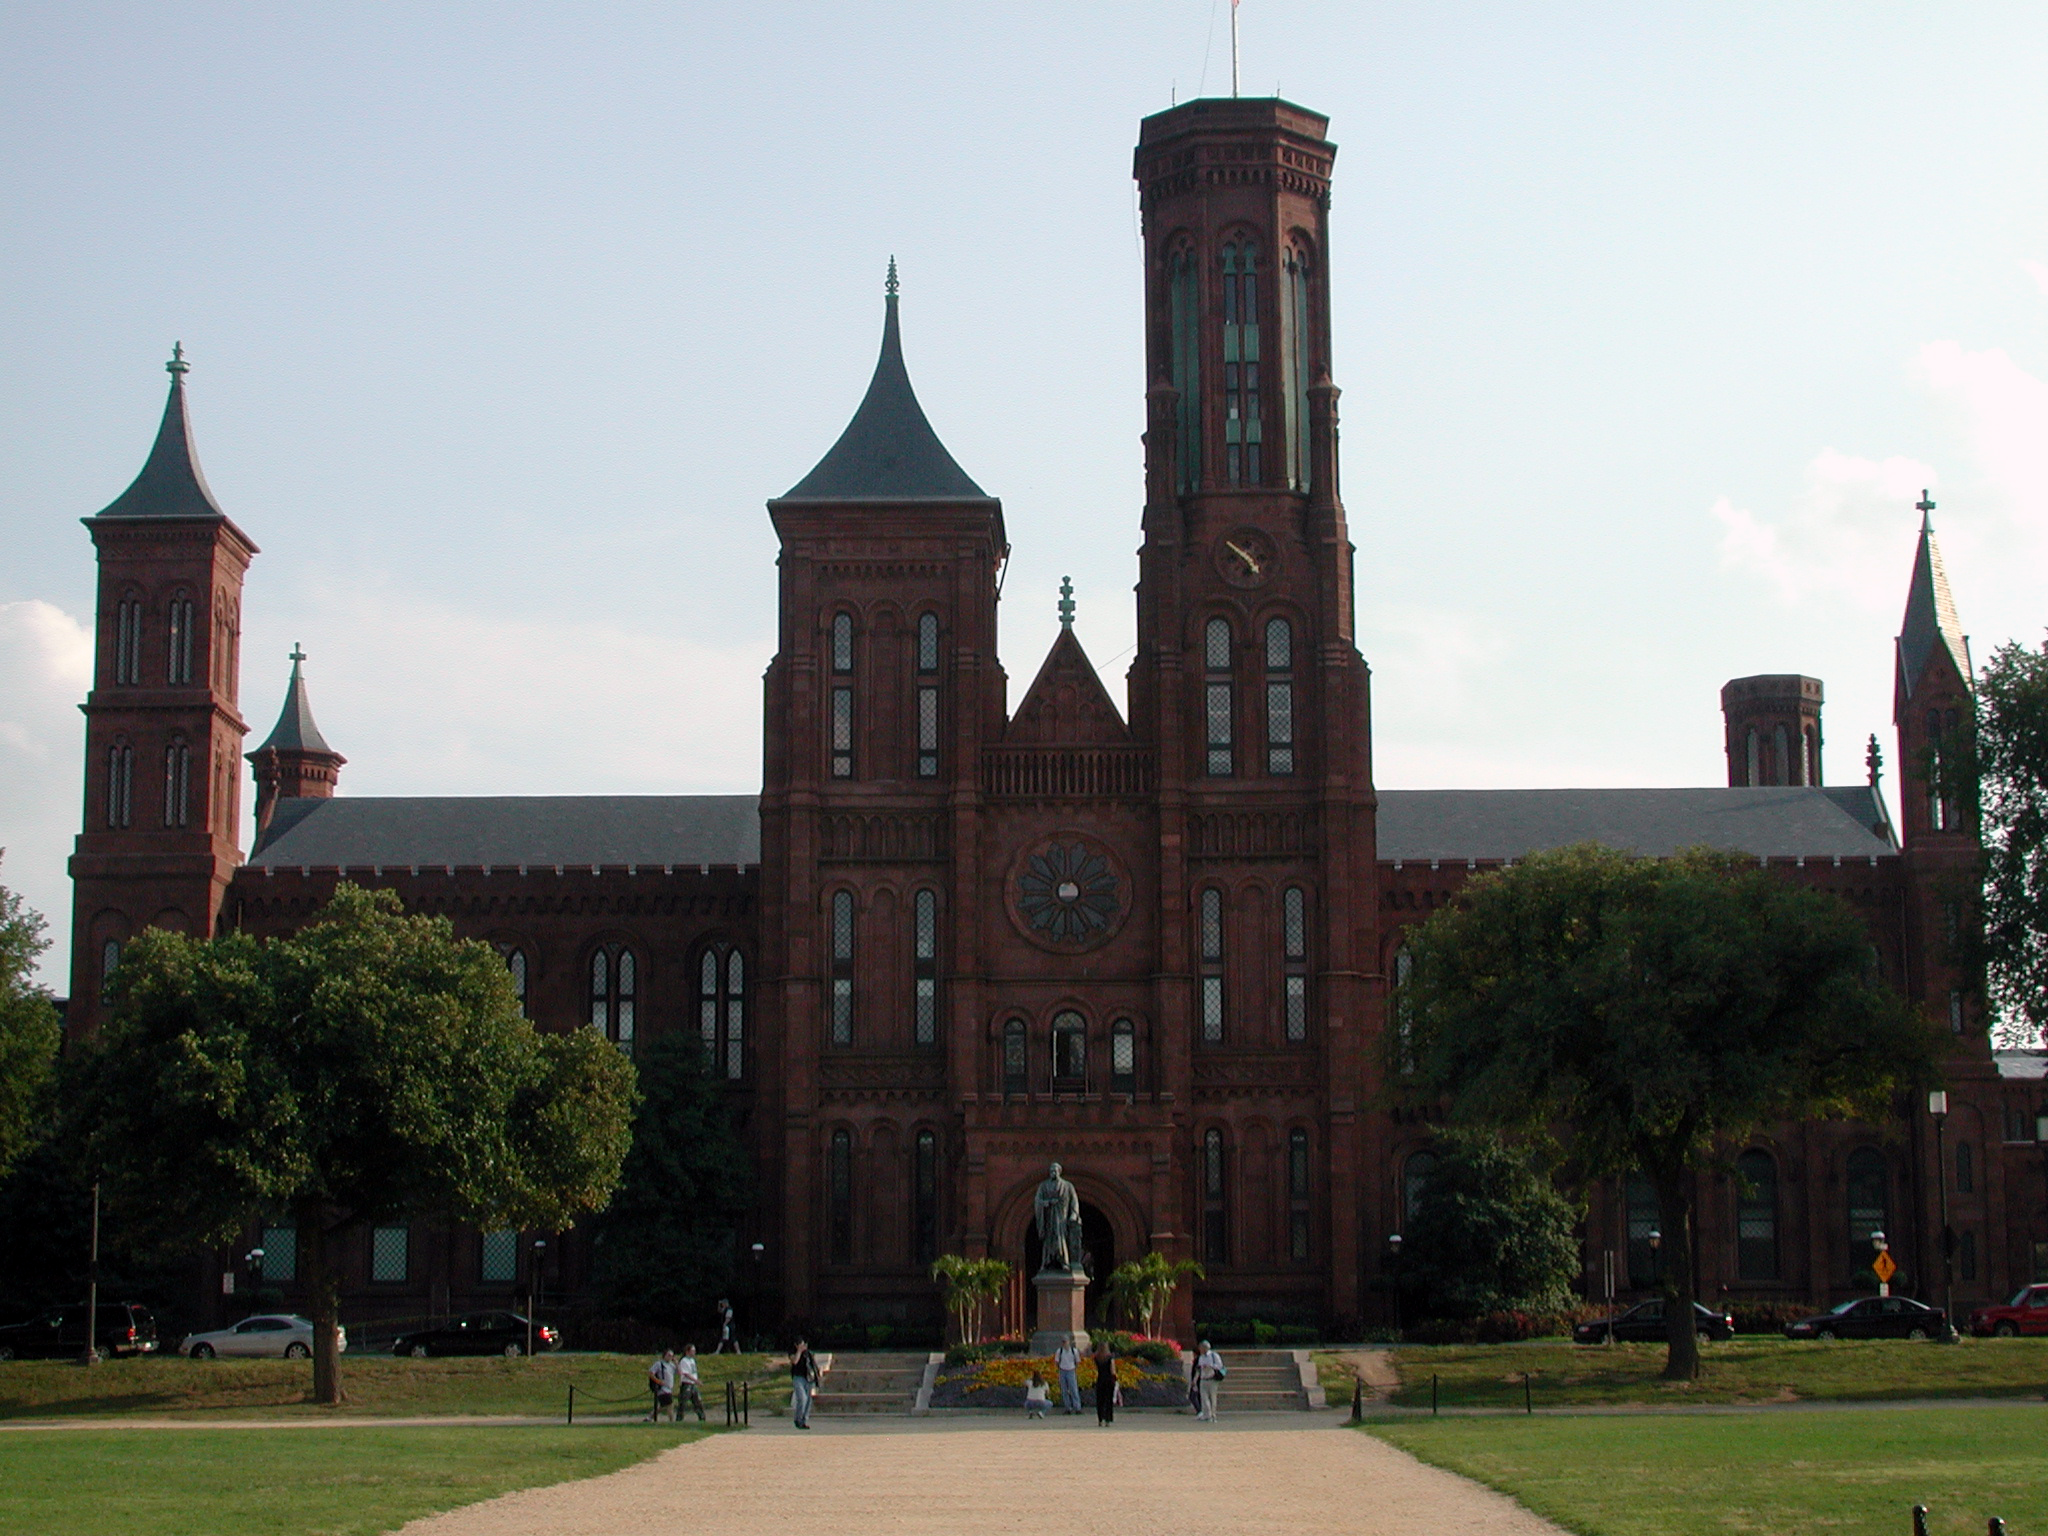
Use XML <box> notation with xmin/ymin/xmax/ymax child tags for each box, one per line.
<box><xmin>927</xmin><ymin>1354</ymin><xmax>1190</xmax><ymax>1409</ymax></box>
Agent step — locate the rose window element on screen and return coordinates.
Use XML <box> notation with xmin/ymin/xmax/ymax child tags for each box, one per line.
<box><xmin>1017</xmin><ymin>842</ymin><xmax>1119</xmax><ymax>943</ymax></box>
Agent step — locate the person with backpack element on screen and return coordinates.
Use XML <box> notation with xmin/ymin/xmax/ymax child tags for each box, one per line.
<box><xmin>647</xmin><ymin>1350</ymin><xmax>677</xmax><ymax>1423</ymax></box>
<box><xmin>1194</xmin><ymin>1339</ymin><xmax>1226</xmax><ymax>1421</ymax></box>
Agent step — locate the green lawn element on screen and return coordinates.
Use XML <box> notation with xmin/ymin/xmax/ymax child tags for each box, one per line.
<box><xmin>1378</xmin><ymin>1337</ymin><xmax>2048</xmax><ymax>1408</ymax></box>
<box><xmin>0</xmin><ymin>1425</ymin><xmax>703</xmax><ymax>1536</ymax></box>
<box><xmin>1372</xmin><ymin>1406</ymin><xmax>2048</xmax><ymax>1535</ymax></box>
<box><xmin>0</xmin><ymin>1352</ymin><xmax>788</xmax><ymax>1420</ymax></box>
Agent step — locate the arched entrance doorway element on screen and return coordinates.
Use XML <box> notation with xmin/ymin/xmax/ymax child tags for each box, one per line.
<box><xmin>1022</xmin><ymin>1201</ymin><xmax>1117</xmax><ymax>1332</ymax></box>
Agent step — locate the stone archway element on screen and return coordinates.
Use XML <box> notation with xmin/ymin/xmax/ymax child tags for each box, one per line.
<box><xmin>993</xmin><ymin>1168</ymin><xmax>1145</xmax><ymax>1336</ymax></box>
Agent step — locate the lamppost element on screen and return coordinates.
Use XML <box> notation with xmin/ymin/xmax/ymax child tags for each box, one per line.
<box><xmin>1648</xmin><ymin>1229</ymin><xmax>1662</xmax><ymax>1291</ymax></box>
<box><xmin>1387</xmin><ymin>1233</ymin><xmax>1403</xmax><ymax>1336</ymax></box>
<box><xmin>1871</xmin><ymin>1229</ymin><xmax>1890</xmax><ymax>1298</ymax></box>
<box><xmin>749</xmin><ymin>1242</ymin><xmax>766</xmax><ymax>1351</ymax></box>
<box><xmin>527</xmin><ymin>1238</ymin><xmax>547</xmax><ymax>1359</ymax></box>
<box><xmin>1930</xmin><ymin>1091</ymin><xmax>1957</xmax><ymax>1338</ymax></box>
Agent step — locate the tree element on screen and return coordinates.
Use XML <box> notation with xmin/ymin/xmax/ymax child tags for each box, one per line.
<box><xmin>930</xmin><ymin>1254</ymin><xmax>1011</xmax><ymax>1343</ymax></box>
<box><xmin>1973</xmin><ymin>637</ymin><xmax>2048</xmax><ymax>1044</ymax></box>
<box><xmin>1106</xmin><ymin>1251</ymin><xmax>1203</xmax><ymax>1338</ymax></box>
<box><xmin>1398</xmin><ymin>844</ymin><xmax>1943</xmax><ymax>1380</ymax></box>
<box><xmin>73</xmin><ymin>884</ymin><xmax>637</xmax><ymax>1402</ymax></box>
<box><xmin>589</xmin><ymin>1029</ymin><xmax>753</xmax><ymax>1331</ymax></box>
<box><xmin>1402</xmin><ymin>1130</ymin><xmax>1579</xmax><ymax>1320</ymax></box>
<box><xmin>0</xmin><ymin>859</ymin><xmax>62</xmax><ymax>1184</ymax></box>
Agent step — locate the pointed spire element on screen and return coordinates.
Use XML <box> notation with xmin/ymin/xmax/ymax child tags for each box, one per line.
<box><xmin>253</xmin><ymin>644</ymin><xmax>336</xmax><ymax>756</ymax></box>
<box><xmin>1897</xmin><ymin>493</ymin><xmax>1972</xmax><ymax>696</ymax></box>
<box><xmin>778</xmin><ymin>264</ymin><xmax>989</xmax><ymax>502</ymax></box>
<box><xmin>94</xmin><ymin>346</ymin><xmax>227</xmax><ymax>520</ymax></box>
<box><xmin>1058</xmin><ymin>576</ymin><xmax>1075</xmax><ymax>629</ymax></box>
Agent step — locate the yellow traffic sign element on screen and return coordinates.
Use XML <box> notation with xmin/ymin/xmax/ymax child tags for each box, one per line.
<box><xmin>1872</xmin><ymin>1251</ymin><xmax>1897</xmax><ymax>1284</ymax></box>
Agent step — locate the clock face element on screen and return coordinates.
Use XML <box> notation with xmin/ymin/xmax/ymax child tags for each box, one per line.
<box><xmin>1008</xmin><ymin>836</ymin><xmax>1128</xmax><ymax>951</ymax></box>
<box><xmin>1216</xmin><ymin>528</ymin><xmax>1276</xmax><ymax>588</ymax></box>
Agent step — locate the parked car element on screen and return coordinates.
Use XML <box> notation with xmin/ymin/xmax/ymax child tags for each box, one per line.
<box><xmin>0</xmin><ymin>1302</ymin><xmax>159</xmax><ymax>1361</ymax></box>
<box><xmin>1572</xmin><ymin>1299</ymin><xmax>1734</xmax><ymax>1343</ymax></box>
<box><xmin>1969</xmin><ymin>1284</ymin><xmax>2048</xmax><ymax>1337</ymax></box>
<box><xmin>180</xmin><ymin>1314</ymin><xmax>343</xmax><ymax>1360</ymax></box>
<box><xmin>390</xmin><ymin>1311</ymin><xmax>559</xmax><ymax>1358</ymax></box>
<box><xmin>1783</xmin><ymin>1296</ymin><xmax>1947</xmax><ymax>1340</ymax></box>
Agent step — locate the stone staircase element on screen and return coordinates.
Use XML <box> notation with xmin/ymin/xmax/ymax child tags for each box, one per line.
<box><xmin>811</xmin><ymin>1351</ymin><xmax>925</xmax><ymax>1414</ymax></box>
<box><xmin>1214</xmin><ymin>1349</ymin><xmax>1317</xmax><ymax>1411</ymax></box>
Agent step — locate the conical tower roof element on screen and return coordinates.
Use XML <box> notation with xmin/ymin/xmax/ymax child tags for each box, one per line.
<box><xmin>94</xmin><ymin>346</ymin><xmax>228</xmax><ymax>520</ymax></box>
<box><xmin>250</xmin><ymin>646</ymin><xmax>338</xmax><ymax>758</ymax></box>
<box><xmin>780</xmin><ymin>263</ymin><xmax>989</xmax><ymax>502</ymax></box>
<box><xmin>1897</xmin><ymin>499</ymin><xmax>1971</xmax><ymax>697</ymax></box>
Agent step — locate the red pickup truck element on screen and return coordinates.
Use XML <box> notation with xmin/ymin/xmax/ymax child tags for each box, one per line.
<box><xmin>1969</xmin><ymin>1284</ymin><xmax>2048</xmax><ymax>1336</ymax></box>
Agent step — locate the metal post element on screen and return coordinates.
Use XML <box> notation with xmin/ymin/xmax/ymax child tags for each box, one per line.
<box><xmin>1913</xmin><ymin>1506</ymin><xmax>1928</xmax><ymax>1536</ymax></box>
<box><xmin>1524</xmin><ymin>1372</ymin><xmax>1533</xmax><ymax>1415</ymax></box>
<box><xmin>567</xmin><ymin>1384</ymin><xmax>575</xmax><ymax>1425</ymax></box>
<box><xmin>83</xmin><ymin>1181</ymin><xmax>101</xmax><ymax>1366</ymax></box>
<box><xmin>1989</xmin><ymin>1519</ymin><xmax>2006</xmax><ymax>1536</ymax></box>
<box><xmin>1350</xmin><ymin>1377</ymin><xmax>1363</xmax><ymax>1422</ymax></box>
<box><xmin>1931</xmin><ymin>1094</ymin><xmax>1956</xmax><ymax>1338</ymax></box>
<box><xmin>1431</xmin><ymin>1373</ymin><xmax>1438</xmax><ymax>1416</ymax></box>
<box><xmin>743</xmin><ymin>1377</ymin><xmax>750</xmax><ymax>1426</ymax></box>
<box><xmin>1604</xmin><ymin>1248</ymin><xmax>1616</xmax><ymax>1345</ymax></box>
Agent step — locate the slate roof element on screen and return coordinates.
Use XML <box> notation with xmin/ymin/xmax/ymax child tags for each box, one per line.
<box><xmin>1377</xmin><ymin>786</ymin><xmax>1897</xmax><ymax>863</ymax></box>
<box><xmin>778</xmin><ymin>283</ymin><xmax>989</xmax><ymax>502</ymax></box>
<box><xmin>247</xmin><ymin>795</ymin><xmax>760</xmax><ymax>869</ymax></box>
<box><xmin>250</xmin><ymin>652</ymin><xmax>337</xmax><ymax>757</ymax></box>
<box><xmin>95</xmin><ymin>361</ymin><xmax>229</xmax><ymax>521</ymax></box>
<box><xmin>1898</xmin><ymin>511</ymin><xmax>1972</xmax><ymax>695</ymax></box>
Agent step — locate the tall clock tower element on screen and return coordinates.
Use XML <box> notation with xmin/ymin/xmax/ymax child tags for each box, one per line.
<box><xmin>1130</xmin><ymin>99</ymin><xmax>1379</xmax><ymax>1321</ymax></box>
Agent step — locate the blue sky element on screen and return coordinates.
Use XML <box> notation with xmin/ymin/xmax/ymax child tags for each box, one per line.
<box><xmin>4</xmin><ymin>2</ymin><xmax>2046</xmax><ymax>987</ymax></box>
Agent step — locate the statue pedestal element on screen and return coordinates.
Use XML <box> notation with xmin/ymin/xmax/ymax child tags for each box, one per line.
<box><xmin>1028</xmin><ymin>1268</ymin><xmax>1091</xmax><ymax>1357</ymax></box>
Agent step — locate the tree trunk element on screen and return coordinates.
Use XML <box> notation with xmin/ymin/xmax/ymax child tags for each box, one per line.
<box><xmin>300</xmin><ymin>1201</ymin><xmax>347</xmax><ymax>1405</ymax></box>
<box><xmin>1651</xmin><ymin>1170</ymin><xmax>1700</xmax><ymax>1381</ymax></box>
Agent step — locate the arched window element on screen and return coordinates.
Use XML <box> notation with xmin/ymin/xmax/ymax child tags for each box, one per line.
<box><xmin>166</xmin><ymin>589</ymin><xmax>194</xmax><ymax>684</ymax></box>
<box><xmin>1051</xmin><ymin>1010</ymin><xmax>1086</xmax><ymax>1089</ymax></box>
<box><xmin>496</xmin><ymin>944</ymin><xmax>527</xmax><ymax>1016</ymax></box>
<box><xmin>1393</xmin><ymin>947</ymin><xmax>1415</xmax><ymax>1074</ymax></box>
<box><xmin>1402</xmin><ymin>1150</ymin><xmax>1436</xmax><ymax>1226</ymax></box>
<box><xmin>828</xmin><ymin>1128</ymin><xmax>853</xmax><ymax>1265</ymax></box>
<box><xmin>829</xmin><ymin>891</ymin><xmax>855</xmax><ymax>1046</ymax></box>
<box><xmin>1772</xmin><ymin>723</ymin><xmax>1790</xmax><ymax>787</ymax></box>
<box><xmin>99</xmin><ymin>939</ymin><xmax>122</xmax><ymax>1001</ymax></box>
<box><xmin>916</xmin><ymin>612</ymin><xmax>941</xmax><ymax>779</ymax></box>
<box><xmin>115</xmin><ymin>593</ymin><xmax>143</xmax><ymax>685</ymax></box>
<box><xmin>913</xmin><ymin>1128</ymin><xmax>939</xmax><ymax>1265</ymax></box>
<box><xmin>106</xmin><ymin>740</ymin><xmax>133</xmax><ymax>829</ymax></box>
<box><xmin>698</xmin><ymin>943</ymin><xmax>746</xmax><ymax>1079</ymax></box>
<box><xmin>1281</xmin><ymin>886</ymin><xmax>1309</xmax><ymax>1041</ymax></box>
<box><xmin>1625</xmin><ymin>1173</ymin><xmax>1661</xmax><ymax>1289</ymax></box>
<box><xmin>1202</xmin><ymin>1127</ymin><xmax>1229</xmax><ymax>1263</ymax></box>
<box><xmin>1002</xmin><ymin>1018</ymin><xmax>1028</xmax><ymax>1096</ymax></box>
<box><xmin>1956</xmin><ymin>1139</ymin><xmax>1974</xmax><ymax>1195</ymax></box>
<box><xmin>913</xmin><ymin>890</ymin><xmax>939</xmax><ymax>1046</ymax></box>
<box><xmin>1745</xmin><ymin>728</ymin><xmax>1760</xmax><ymax>787</ymax></box>
<box><xmin>1736</xmin><ymin>1149</ymin><xmax>1778</xmax><ymax>1281</ymax></box>
<box><xmin>1265</xmin><ymin>617</ymin><xmax>1294</xmax><ymax>776</ymax></box>
<box><xmin>1220</xmin><ymin>238</ymin><xmax>1261</xmax><ymax>485</ymax></box>
<box><xmin>1110</xmin><ymin>1017</ymin><xmax>1137</xmax><ymax>1095</ymax></box>
<box><xmin>1204</xmin><ymin>618</ymin><xmax>1233</xmax><ymax>777</ymax></box>
<box><xmin>1846</xmin><ymin>1147</ymin><xmax>1888</xmax><ymax>1255</ymax></box>
<box><xmin>1168</xmin><ymin>242</ymin><xmax>1201</xmax><ymax>493</ymax></box>
<box><xmin>162</xmin><ymin>737</ymin><xmax>191</xmax><ymax>828</ymax></box>
<box><xmin>1281</xmin><ymin>242</ymin><xmax>1313</xmax><ymax>490</ymax></box>
<box><xmin>829</xmin><ymin>612</ymin><xmax>856</xmax><ymax>779</ymax></box>
<box><xmin>1288</xmin><ymin>1127</ymin><xmax>1311</xmax><ymax>1261</ymax></box>
<box><xmin>1198</xmin><ymin>888</ymin><xmax>1225</xmax><ymax>1043</ymax></box>
<box><xmin>588</xmin><ymin>945</ymin><xmax>636</xmax><ymax>1056</ymax></box>
<box><xmin>1801</xmin><ymin>725</ymin><xmax>1817</xmax><ymax>786</ymax></box>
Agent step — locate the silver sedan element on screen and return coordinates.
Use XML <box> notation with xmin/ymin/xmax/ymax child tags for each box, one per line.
<box><xmin>180</xmin><ymin>1314</ymin><xmax>347</xmax><ymax>1359</ymax></box>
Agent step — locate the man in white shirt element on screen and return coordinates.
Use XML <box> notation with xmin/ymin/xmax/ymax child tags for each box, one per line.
<box><xmin>1194</xmin><ymin>1340</ymin><xmax>1225</xmax><ymax>1421</ymax></box>
<box><xmin>675</xmin><ymin>1343</ymin><xmax>706</xmax><ymax>1421</ymax></box>
<box><xmin>1054</xmin><ymin>1339</ymin><xmax>1083</xmax><ymax>1415</ymax></box>
<box><xmin>648</xmin><ymin>1351</ymin><xmax>679</xmax><ymax>1422</ymax></box>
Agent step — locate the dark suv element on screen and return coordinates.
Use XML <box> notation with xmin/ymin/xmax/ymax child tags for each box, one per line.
<box><xmin>0</xmin><ymin>1302</ymin><xmax>160</xmax><ymax>1360</ymax></box>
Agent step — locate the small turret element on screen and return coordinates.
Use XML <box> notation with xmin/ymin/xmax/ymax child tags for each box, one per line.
<box><xmin>1721</xmin><ymin>674</ymin><xmax>1824</xmax><ymax>786</ymax></box>
<box><xmin>247</xmin><ymin>645</ymin><xmax>345</xmax><ymax>841</ymax></box>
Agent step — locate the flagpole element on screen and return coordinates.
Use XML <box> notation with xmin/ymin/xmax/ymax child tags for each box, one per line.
<box><xmin>1230</xmin><ymin>0</ymin><xmax>1240</xmax><ymax>98</ymax></box>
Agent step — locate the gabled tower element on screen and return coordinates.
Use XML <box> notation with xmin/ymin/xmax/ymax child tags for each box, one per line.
<box><xmin>68</xmin><ymin>349</ymin><xmax>257</xmax><ymax>1032</ymax></box>
<box><xmin>758</xmin><ymin>268</ymin><xmax>1007</xmax><ymax>1318</ymax></box>
<box><xmin>1130</xmin><ymin>100</ymin><xmax>1377</xmax><ymax>1323</ymax></box>
<box><xmin>247</xmin><ymin>645</ymin><xmax>345</xmax><ymax>842</ymax></box>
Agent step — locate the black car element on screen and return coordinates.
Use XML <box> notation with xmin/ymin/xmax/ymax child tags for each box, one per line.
<box><xmin>390</xmin><ymin>1311</ymin><xmax>560</xmax><ymax>1358</ymax></box>
<box><xmin>1572</xmin><ymin>1299</ymin><xmax>1735</xmax><ymax>1344</ymax></box>
<box><xmin>0</xmin><ymin>1302</ymin><xmax>160</xmax><ymax>1361</ymax></box>
<box><xmin>1784</xmin><ymin>1296</ymin><xmax>1947</xmax><ymax>1340</ymax></box>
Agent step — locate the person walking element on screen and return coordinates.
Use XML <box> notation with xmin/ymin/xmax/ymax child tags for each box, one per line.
<box><xmin>1194</xmin><ymin>1339</ymin><xmax>1225</xmax><ymax>1421</ymax></box>
<box><xmin>789</xmin><ymin>1338</ymin><xmax>820</xmax><ymax>1429</ymax></box>
<box><xmin>648</xmin><ymin>1350</ymin><xmax>678</xmax><ymax>1423</ymax></box>
<box><xmin>1054</xmin><ymin>1338</ymin><xmax>1082</xmax><ymax>1415</ymax></box>
<box><xmin>1092</xmin><ymin>1339</ymin><xmax>1117</xmax><ymax>1425</ymax></box>
<box><xmin>713</xmin><ymin>1299</ymin><xmax>737</xmax><ymax>1355</ymax></box>
<box><xmin>675</xmin><ymin>1343</ymin><xmax>706</xmax><ymax>1422</ymax></box>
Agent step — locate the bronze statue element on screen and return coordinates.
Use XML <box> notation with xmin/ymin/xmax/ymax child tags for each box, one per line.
<box><xmin>1033</xmin><ymin>1161</ymin><xmax>1084</xmax><ymax>1273</ymax></box>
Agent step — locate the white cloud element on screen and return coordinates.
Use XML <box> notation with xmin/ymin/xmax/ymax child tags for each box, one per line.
<box><xmin>0</xmin><ymin>600</ymin><xmax>92</xmax><ymax>990</ymax></box>
<box><xmin>1712</xmin><ymin>448</ymin><xmax>1937</xmax><ymax>611</ymax></box>
<box><xmin>1917</xmin><ymin>339</ymin><xmax>2048</xmax><ymax>552</ymax></box>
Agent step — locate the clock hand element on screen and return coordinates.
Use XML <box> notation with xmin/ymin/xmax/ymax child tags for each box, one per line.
<box><xmin>1225</xmin><ymin>539</ymin><xmax>1262</xmax><ymax>575</ymax></box>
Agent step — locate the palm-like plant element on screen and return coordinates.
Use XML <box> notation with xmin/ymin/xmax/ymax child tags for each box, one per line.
<box><xmin>931</xmin><ymin>1254</ymin><xmax>1013</xmax><ymax>1342</ymax></box>
<box><xmin>1107</xmin><ymin>1251</ymin><xmax>1203</xmax><ymax>1337</ymax></box>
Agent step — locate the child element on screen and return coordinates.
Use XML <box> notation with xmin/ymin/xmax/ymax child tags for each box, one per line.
<box><xmin>1024</xmin><ymin>1372</ymin><xmax>1050</xmax><ymax>1420</ymax></box>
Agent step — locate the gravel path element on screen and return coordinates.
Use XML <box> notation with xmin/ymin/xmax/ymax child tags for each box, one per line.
<box><xmin>394</xmin><ymin>1415</ymin><xmax>1569</xmax><ymax>1536</ymax></box>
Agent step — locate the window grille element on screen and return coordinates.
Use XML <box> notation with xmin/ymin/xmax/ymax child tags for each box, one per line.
<box><xmin>480</xmin><ymin>1230</ymin><xmax>518</xmax><ymax>1284</ymax></box>
<box><xmin>1002</xmin><ymin>1019</ymin><xmax>1028</xmax><ymax>1096</ymax></box>
<box><xmin>370</xmin><ymin>1225</ymin><xmax>409</xmax><ymax>1283</ymax></box>
<box><xmin>167</xmin><ymin>591</ymin><xmax>194</xmax><ymax>684</ymax></box>
<box><xmin>1220</xmin><ymin>240</ymin><xmax>1262</xmax><ymax>484</ymax></box>
<box><xmin>1204</xmin><ymin>618</ymin><xmax>1233</xmax><ymax>777</ymax></box>
<box><xmin>1051</xmin><ymin>1010</ymin><xmax>1086</xmax><ymax>1088</ymax></box>
<box><xmin>1199</xmin><ymin>889</ymin><xmax>1225</xmax><ymax>1043</ymax></box>
<box><xmin>1265</xmin><ymin>617</ymin><xmax>1295</xmax><ymax>775</ymax></box>
<box><xmin>1202</xmin><ymin>1128</ymin><xmax>1228</xmax><ymax>1263</ymax></box>
<box><xmin>913</xmin><ymin>1129</ymin><xmax>938</xmax><ymax>1265</ymax></box>
<box><xmin>913</xmin><ymin>891</ymin><xmax>939</xmax><ymax>1046</ymax></box>
<box><xmin>1288</xmin><ymin>1128</ymin><xmax>1311</xmax><ymax>1261</ymax></box>
<box><xmin>588</xmin><ymin>946</ymin><xmax>636</xmax><ymax>1056</ymax></box>
<box><xmin>1110</xmin><ymin>1018</ymin><xmax>1136</xmax><ymax>1095</ymax></box>
<box><xmin>1282</xmin><ymin>886</ymin><xmax>1308</xmax><ymax>1041</ymax></box>
<box><xmin>1735</xmin><ymin>1149</ymin><xmax>1778</xmax><ymax>1281</ymax></box>
<box><xmin>828</xmin><ymin>1129</ymin><xmax>853</xmax><ymax>1265</ymax></box>
<box><xmin>830</xmin><ymin>892</ymin><xmax>855</xmax><ymax>1045</ymax></box>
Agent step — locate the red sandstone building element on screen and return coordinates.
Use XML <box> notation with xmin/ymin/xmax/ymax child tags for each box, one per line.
<box><xmin>66</xmin><ymin>99</ymin><xmax>2025</xmax><ymax>1341</ymax></box>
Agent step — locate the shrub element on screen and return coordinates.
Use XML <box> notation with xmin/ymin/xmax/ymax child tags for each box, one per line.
<box><xmin>865</xmin><ymin>1323</ymin><xmax>894</xmax><ymax>1349</ymax></box>
<box><xmin>1277</xmin><ymin>1324</ymin><xmax>1319</xmax><ymax>1346</ymax></box>
<box><xmin>1728</xmin><ymin>1299</ymin><xmax>1826</xmax><ymax>1334</ymax></box>
<box><xmin>1251</xmin><ymin>1319</ymin><xmax>1279</xmax><ymax>1346</ymax></box>
<box><xmin>944</xmin><ymin>1342</ymin><xmax>992</xmax><ymax>1366</ymax></box>
<box><xmin>1195</xmin><ymin>1319</ymin><xmax>1255</xmax><ymax>1345</ymax></box>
